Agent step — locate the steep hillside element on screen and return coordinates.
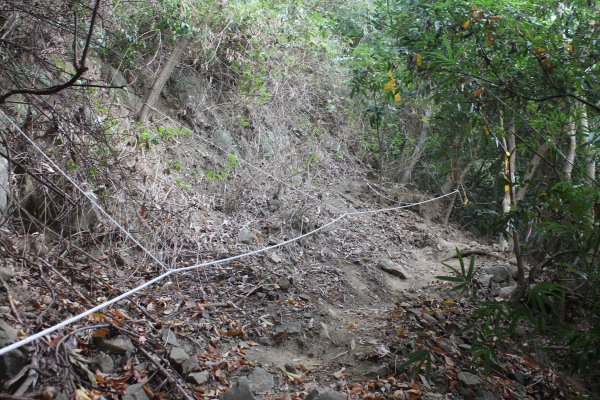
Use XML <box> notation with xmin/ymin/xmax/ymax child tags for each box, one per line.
<box><xmin>0</xmin><ymin>1</ymin><xmax>597</xmax><ymax>399</ymax></box>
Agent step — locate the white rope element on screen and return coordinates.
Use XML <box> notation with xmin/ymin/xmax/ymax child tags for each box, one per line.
<box><xmin>0</xmin><ymin>109</ymin><xmax>171</xmax><ymax>272</ymax></box>
<box><xmin>0</xmin><ymin>187</ymin><xmax>456</xmax><ymax>356</ymax></box>
<box><xmin>0</xmin><ymin>107</ymin><xmax>458</xmax><ymax>356</ymax></box>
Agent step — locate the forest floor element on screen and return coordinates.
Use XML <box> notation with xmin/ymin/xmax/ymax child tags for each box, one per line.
<box><xmin>0</xmin><ymin>173</ymin><xmax>592</xmax><ymax>400</ymax></box>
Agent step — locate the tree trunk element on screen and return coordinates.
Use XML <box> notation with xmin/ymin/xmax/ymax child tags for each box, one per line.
<box><xmin>138</xmin><ymin>36</ymin><xmax>191</xmax><ymax>123</ymax></box>
<box><xmin>563</xmin><ymin>115</ymin><xmax>577</xmax><ymax>181</ymax></box>
<box><xmin>580</xmin><ymin>106</ymin><xmax>595</xmax><ymax>184</ymax></box>
<box><xmin>399</xmin><ymin>107</ymin><xmax>432</xmax><ymax>184</ymax></box>
<box><xmin>516</xmin><ymin>142</ymin><xmax>549</xmax><ymax>203</ymax></box>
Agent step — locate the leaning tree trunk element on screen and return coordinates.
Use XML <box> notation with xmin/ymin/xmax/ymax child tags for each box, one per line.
<box><xmin>138</xmin><ymin>36</ymin><xmax>191</xmax><ymax>123</ymax></box>
<box><xmin>516</xmin><ymin>142</ymin><xmax>549</xmax><ymax>203</ymax></box>
<box><xmin>399</xmin><ymin>107</ymin><xmax>432</xmax><ymax>184</ymax></box>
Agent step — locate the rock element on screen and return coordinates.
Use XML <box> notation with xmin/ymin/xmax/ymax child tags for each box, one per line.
<box><xmin>377</xmin><ymin>260</ymin><xmax>410</xmax><ymax>279</ymax></box>
<box><xmin>248</xmin><ymin>367</ymin><xmax>274</xmax><ymax>394</ymax></box>
<box><xmin>0</xmin><ymin>266</ymin><xmax>16</xmax><ymax>281</ymax></box>
<box><xmin>182</xmin><ymin>356</ymin><xmax>200</xmax><ymax>375</ymax></box>
<box><xmin>499</xmin><ymin>285</ymin><xmax>517</xmax><ymax>299</ymax></box>
<box><xmin>188</xmin><ymin>370</ymin><xmax>210</xmax><ymax>385</ymax></box>
<box><xmin>95</xmin><ymin>335</ymin><xmax>134</xmax><ymax>355</ymax></box>
<box><xmin>0</xmin><ymin>320</ymin><xmax>27</xmax><ymax>380</ymax></box>
<box><xmin>238</xmin><ymin>227</ymin><xmax>255</xmax><ymax>244</ymax></box>
<box><xmin>306</xmin><ymin>387</ymin><xmax>346</xmax><ymax>400</ymax></box>
<box><xmin>421</xmin><ymin>314</ymin><xmax>438</xmax><ymax>324</ymax></box>
<box><xmin>169</xmin><ymin>347</ymin><xmax>190</xmax><ymax>366</ymax></box>
<box><xmin>162</xmin><ymin>328</ymin><xmax>179</xmax><ymax>346</ymax></box>
<box><xmin>482</xmin><ymin>266</ymin><xmax>510</xmax><ymax>283</ymax></box>
<box><xmin>277</xmin><ymin>278</ymin><xmax>290</xmax><ymax>290</ymax></box>
<box><xmin>268</xmin><ymin>252</ymin><xmax>282</xmax><ymax>263</ymax></box>
<box><xmin>475</xmin><ymin>274</ymin><xmax>494</xmax><ymax>287</ymax></box>
<box><xmin>221</xmin><ymin>377</ymin><xmax>256</xmax><ymax>400</ymax></box>
<box><xmin>298</xmin><ymin>293</ymin><xmax>311</xmax><ymax>301</ymax></box>
<box><xmin>274</xmin><ymin>321</ymin><xmax>303</xmax><ymax>336</ymax></box>
<box><xmin>319</xmin><ymin>322</ymin><xmax>330</xmax><ymax>340</ymax></box>
<box><xmin>92</xmin><ymin>353</ymin><xmax>115</xmax><ymax>373</ymax></box>
<box><xmin>0</xmin><ymin>319</ymin><xmax>18</xmax><ymax>347</ymax></box>
<box><xmin>457</xmin><ymin>371</ymin><xmax>482</xmax><ymax>386</ymax></box>
<box><xmin>123</xmin><ymin>383</ymin><xmax>151</xmax><ymax>400</ymax></box>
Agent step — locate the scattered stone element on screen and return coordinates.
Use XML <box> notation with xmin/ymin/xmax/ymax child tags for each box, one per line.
<box><xmin>421</xmin><ymin>313</ymin><xmax>438</xmax><ymax>324</ymax></box>
<box><xmin>238</xmin><ymin>227</ymin><xmax>255</xmax><ymax>244</ymax></box>
<box><xmin>298</xmin><ymin>293</ymin><xmax>311</xmax><ymax>301</ymax></box>
<box><xmin>169</xmin><ymin>347</ymin><xmax>190</xmax><ymax>366</ymax></box>
<box><xmin>95</xmin><ymin>335</ymin><xmax>134</xmax><ymax>355</ymax></box>
<box><xmin>248</xmin><ymin>367</ymin><xmax>274</xmax><ymax>394</ymax></box>
<box><xmin>475</xmin><ymin>274</ymin><xmax>494</xmax><ymax>287</ymax></box>
<box><xmin>123</xmin><ymin>383</ymin><xmax>151</xmax><ymax>400</ymax></box>
<box><xmin>274</xmin><ymin>321</ymin><xmax>303</xmax><ymax>336</ymax></box>
<box><xmin>182</xmin><ymin>356</ymin><xmax>200</xmax><ymax>375</ymax></box>
<box><xmin>514</xmin><ymin>370</ymin><xmax>526</xmax><ymax>385</ymax></box>
<box><xmin>319</xmin><ymin>322</ymin><xmax>330</xmax><ymax>339</ymax></box>
<box><xmin>268</xmin><ymin>252</ymin><xmax>282</xmax><ymax>263</ymax></box>
<box><xmin>284</xmin><ymin>363</ymin><xmax>298</xmax><ymax>374</ymax></box>
<box><xmin>457</xmin><ymin>371</ymin><xmax>482</xmax><ymax>386</ymax></box>
<box><xmin>188</xmin><ymin>370</ymin><xmax>210</xmax><ymax>385</ymax></box>
<box><xmin>499</xmin><ymin>285</ymin><xmax>517</xmax><ymax>299</ymax></box>
<box><xmin>377</xmin><ymin>260</ymin><xmax>410</xmax><ymax>279</ymax></box>
<box><xmin>0</xmin><ymin>320</ymin><xmax>27</xmax><ymax>379</ymax></box>
<box><xmin>277</xmin><ymin>278</ymin><xmax>290</xmax><ymax>290</ymax></box>
<box><xmin>483</xmin><ymin>266</ymin><xmax>510</xmax><ymax>283</ymax></box>
<box><xmin>306</xmin><ymin>387</ymin><xmax>346</xmax><ymax>400</ymax></box>
<box><xmin>92</xmin><ymin>352</ymin><xmax>115</xmax><ymax>373</ymax></box>
<box><xmin>0</xmin><ymin>266</ymin><xmax>16</xmax><ymax>281</ymax></box>
<box><xmin>162</xmin><ymin>328</ymin><xmax>179</xmax><ymax>346</ymax></box>
<box><xmin>221</xmin><ymin>377</ymin><xmax>256</xmax><ymax>400</ymax></box>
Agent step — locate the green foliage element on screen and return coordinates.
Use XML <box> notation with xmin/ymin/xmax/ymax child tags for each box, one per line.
<box><xmin>436</xmin><ymin>248</ymin><xmax>476</xmax><ymax>295</ymax></box>
<box><xmin>137</xmin><ymin>126</ymin><xmax>191</xmax><ymax>149</ymax></box>
<box><xmin>397</xmin><ymin>348</ymin><xmax>432</xmax><ymax>379</ymax></box>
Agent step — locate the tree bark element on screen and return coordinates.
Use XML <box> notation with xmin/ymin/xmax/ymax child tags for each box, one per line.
<box><xmin>399</xmin><ymin>107</ymin><xmax>432</xmax><ymax>184</ymax></box>
<box><xmin>138</xmin><ymin>36</ymin><xmax>191</xmax><ymax>123</ymax></box>
<box><xmin>580</xmin><ymin>106</ymin><xmax>595</xmax><ymax>184</ymax></box>
<box><xmin>516</xmin><ymin>142</ymin><xmax>549</xmax><ymax>203</ymax></box>
<box><xmin>563</xmin><ymin>115</ymin><xmax>577</xmax><ymax>181</ymax></box>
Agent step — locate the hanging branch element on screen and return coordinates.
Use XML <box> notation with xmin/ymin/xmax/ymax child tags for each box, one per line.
<box><xmin>0</xmin><ymin>0</ymin><xmax>102</xmax><ymax>105</ymax></box>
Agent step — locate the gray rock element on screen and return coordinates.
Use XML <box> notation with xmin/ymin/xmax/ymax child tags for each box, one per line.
<box><xmin>248</xmin><ymin>367</ymin><xmax>274</xmax><ymax>394</ymax></box>
<box><xmin>319</xmin><ymin>322</ymin><xmax>331</xmax><ymax>340</ymax></box>
<box><xmin>238</xmin><ymin>228</ymin><xmax>255</xmax><ymax>244</ymax></box>
<box><xmin>221</xmin><ymin>377</ymin><xmax>256</xmax><ymax>400</ymax></box>
<box><xmin>274</xmin><ymin>321</ymin><xmax>303</xmax><ymax>336</ymax></box>
<box><xmin>475</xmin><ymin>274</ymin><xmax>494</xmax><ymax>287</ymax></box>
<box><xmin>0</xmin><ymin>321</ymin><xmax>26</xmax><ymax>380</ymax></box>
<box><xmin>95</xmin><ymin>335</ymin><xmax>134</xmax><ymax>354</ymax></box>
<box><xmin>277</xmin><ymin>278</ymin><xmax>290</xmax><ymax>290</ymax></box>
<box><xmin>499</xmin><ymin>285</ymin><xmax>517</xmax><ymax>299</ymax></box>
<box><xmin>0</xmin><ymin>319</ymin><xmax>18</xmax><ymax>347</ymax></box>
<box><xmin>306</xmin><ymin>387</ymin><xmax>346</xmax><ymax>400</ymax></box>
<box><xmin>162</xmin><ymin>328</ymin><xmax>179</xmax><ymax>346</ymax></box>
<box><xmin>182</xmin><ymin>356</ymin><xmax>200</xmax><ymax>375</ymax></box>
<box><xmin>123</xmin><ymin>383</ymin><xmax>151</xmax><ymax>400</ymax></box>
<box><xmin>298</xmin><ymin>293</ymin><xmax>311</xmax><ymax>301</ymax></box>
<box><xmin>188</xmin><ymin>370</ymin><xmax>210</xmax><ymax>385</ymax></box>
<box><xmin>482</xmin><ymin>266</ymin><xmax>510</xmax><ymax>283</ymax></box>
<box><xmin>0</xmin><ymin>267</ymin><xmax>16</xmax><ymax>281</ymax></box>
<box><xmin>169</xmin><ymin>347</ymin><xmax>190</xmax><ymax>366</ymax></box>
<box><xmin>377</xmin><ymin>260</ymin><xmax>410</xmax><ymax>279</ymax></box>
<box><xmin>92</xmin><ymin>352</ymin><xmax>115</xmax><ymax>373</ymax></box>
<box><xmin>457</xmin><ymin>371</ymin><xmax>482</xmax><ymax>386</ymax></box>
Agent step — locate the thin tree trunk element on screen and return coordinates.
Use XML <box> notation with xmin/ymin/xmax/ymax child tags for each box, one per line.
<box><xmin>399</xmin><ymin>107</ymin><xmax>432</xmax><ymax>184</ymax></box>
<box><xmin>580</xmin><ymin>106</ymin><xmax>595</xmax><ymax>184</ymax></box>
<box><xmin>138</xmin><ymin>36</ymin><xmax>191</xmax><ymax>123</ymax></box>
<box><xmin>563</xmin><ymin>115</ymin><xmax>577</xmax><ymax>181</ymax></box>
<box><xmin>516</xmin><ymin>142</ymin><xmax>549</xmax><ymax>203</ymax></box>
